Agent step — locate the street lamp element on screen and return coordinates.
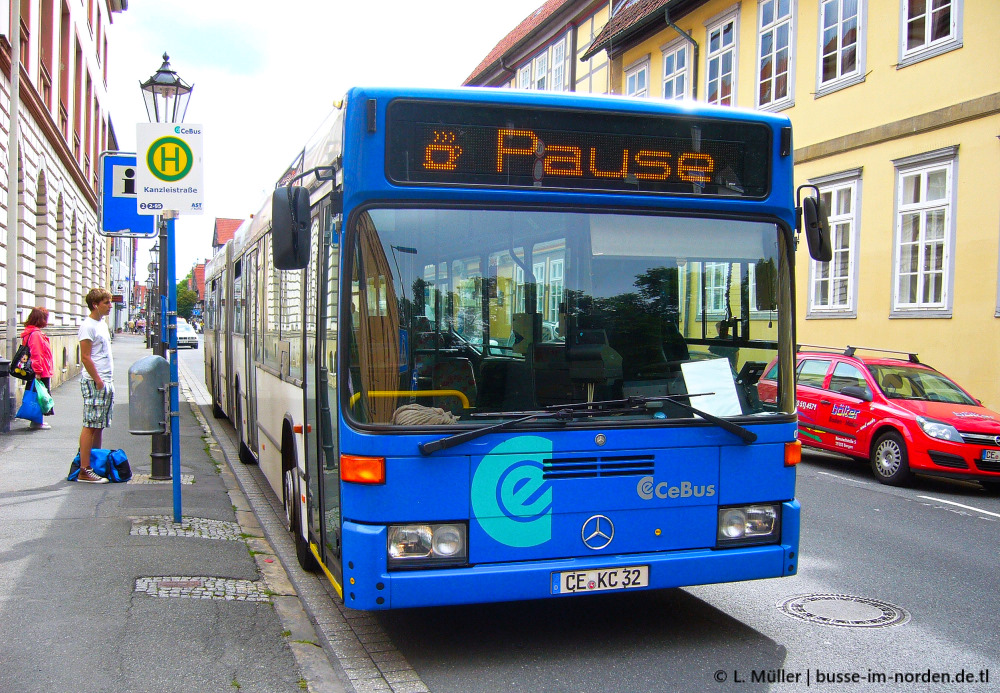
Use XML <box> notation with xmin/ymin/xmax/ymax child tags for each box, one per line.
<box><xmin>139</xmin><ymin>53</ymin><xmax>194</xmax><ymax>124</ymax></box>
<box><xmin>140</xmin><ymin>54</ymin><xmax>193</xmax><ymax>484</ymax></box>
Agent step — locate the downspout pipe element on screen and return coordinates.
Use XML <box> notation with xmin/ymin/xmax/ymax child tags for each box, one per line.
<box><xmin>665</xmin><ymin>9</ymin><xmax>698</xmax><ymax>100</ymax></box>
<box><xmin>7</xmin><ymin>0</ymin><xmax>21</xmax><ymax>356</ymax></box>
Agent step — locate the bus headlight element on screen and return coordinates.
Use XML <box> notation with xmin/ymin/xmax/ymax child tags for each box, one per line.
<box><xmin>387</xmin><ymin>523</ymin><xmax>468</xmax><ymax>568</ymax></box>
<box><xmin>717</xmin><ymin>504</ymin><xmax>780</xmax><ymax>546</ymax></box>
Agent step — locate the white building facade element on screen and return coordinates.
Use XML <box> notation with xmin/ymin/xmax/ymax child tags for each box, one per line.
<box><xmin>2</xmin><ymin>0</ymin><xmax>127</xmax><ymax>389</ymax></box>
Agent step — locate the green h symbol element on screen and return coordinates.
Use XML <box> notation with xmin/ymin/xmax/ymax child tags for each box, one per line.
<box><xmin>158</xmin><ymin>144</ymin><xmax>182</xmax><ymax>172</ymax></box>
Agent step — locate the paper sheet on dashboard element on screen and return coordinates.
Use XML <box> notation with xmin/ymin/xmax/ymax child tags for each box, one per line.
<box><xmin>680</xmin><ymin>358</ymin><xmax>742</xmax><ymax>417</ymax></box>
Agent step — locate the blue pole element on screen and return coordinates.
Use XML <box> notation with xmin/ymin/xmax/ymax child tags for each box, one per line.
<box><xmin>166</xmin><ymin>214</ymin><xmax>182</xmax><ymax>522</ymax></box>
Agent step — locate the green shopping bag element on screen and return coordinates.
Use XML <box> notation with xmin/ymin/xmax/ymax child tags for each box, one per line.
<box><xmin>34</xmin><ymin>379</ymin><xmax>54</xmax><ymax>414</ymax></box>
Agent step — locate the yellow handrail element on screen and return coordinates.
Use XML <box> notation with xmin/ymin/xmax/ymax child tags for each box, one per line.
<box><xmin>349</xmin><ymin>389</ymin><xmax>470</xmax><ymax>409</ymax></box>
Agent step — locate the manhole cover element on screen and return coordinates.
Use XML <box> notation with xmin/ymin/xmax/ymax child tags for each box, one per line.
<box><xmin>778</xmin><ymin>594</ymin><xmax>910</xmax><ymax>628</ymax></box>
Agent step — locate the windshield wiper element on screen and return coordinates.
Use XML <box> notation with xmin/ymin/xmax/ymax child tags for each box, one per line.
<box><xmin>545</xmin><ymin>395</ymin><xmax>757</xmax><ymax>444</ymax></box>
<box><xmin>419</xmin><ymin>409</ymin><xmax>578</xmax><ymax>455</ymax></box>
<box><xmin>419</xmin><ymin>394</ymin><xmax>757</xmax><ymax>456</ymax></box>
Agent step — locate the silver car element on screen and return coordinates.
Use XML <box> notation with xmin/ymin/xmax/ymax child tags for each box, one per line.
<box><xmin>176</xmin><ymin>321</ymin><xmax>199</xmax><ymax>349</ymax></box>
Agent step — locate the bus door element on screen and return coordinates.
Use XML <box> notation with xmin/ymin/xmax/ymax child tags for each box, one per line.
<box><xmin>311</xmin><ymin>200</ymin><xmax>342</xmax><ymax>579</ymax></box>
<box><xmin>244</xmin><ymin>248</ymin><xmax>260</xmax><ymax>456</ymax></box>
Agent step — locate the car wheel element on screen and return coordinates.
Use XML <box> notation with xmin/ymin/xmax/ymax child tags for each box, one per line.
<box><xmin>871</xmin><ymin>431</ymin><xmax>912</xmax><ymax>486</ymax></box>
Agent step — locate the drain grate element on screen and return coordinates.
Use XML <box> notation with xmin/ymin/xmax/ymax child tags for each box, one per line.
<box><xmin>778</xmin><ymin>594</ymin><xmax>910</xmax><ymax>628</ymax></box>
<box><xmin>130</xmin><ymin>516</ymin><xmax>243</xmax><ymax>540</ymax></box>
<box><xmin>135</xmin><ymin>576</ymin><xmax>271</xmax><ymax>602</ymax></box>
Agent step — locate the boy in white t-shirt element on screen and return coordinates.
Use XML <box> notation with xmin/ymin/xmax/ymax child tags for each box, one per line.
<box><xmin>76</xmin><ymin>288</ymin><xmax>114</xmax><ymax>484</ymax></box>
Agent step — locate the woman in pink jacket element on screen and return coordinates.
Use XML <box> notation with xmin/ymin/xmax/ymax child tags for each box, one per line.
<box><xmin>21</xmin><ymin>306</ymin><xmax>54</xmax><ymax>430</ymax></box>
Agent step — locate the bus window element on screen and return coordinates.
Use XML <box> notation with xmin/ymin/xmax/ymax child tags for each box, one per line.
<box><xmin>344</xmin><ymin>207</ymin><xmax>785</xmax><ymax>426</ymax></box>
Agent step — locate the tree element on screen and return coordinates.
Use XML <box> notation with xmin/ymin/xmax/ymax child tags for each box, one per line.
<box><xmin>176</xmin><ymin>270</ymin><xmax>198</xmax><ymax>320</ymax></box>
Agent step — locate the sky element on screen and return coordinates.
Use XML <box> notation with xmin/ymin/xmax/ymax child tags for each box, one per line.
<box><xmin>105</xmin><ymin>0</ymin><xmax>545</xmax><ymax>282</ymax></box>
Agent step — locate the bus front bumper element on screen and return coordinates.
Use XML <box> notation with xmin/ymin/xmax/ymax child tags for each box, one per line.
<box><xmin>340</xmin><ymin>500</ymin><xmax>799</xmax><ymax>610</ymax></box>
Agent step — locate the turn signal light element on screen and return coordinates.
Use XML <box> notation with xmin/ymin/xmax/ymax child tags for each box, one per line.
<box><xmin>341</xmin><ymin>454</ymin><xmax>386</xmax><ymax>484</ymax></box>
<box><xmin>784</xmin><ymin>440</ymin><xmax>801</xmax><ymax>467</ymax></box>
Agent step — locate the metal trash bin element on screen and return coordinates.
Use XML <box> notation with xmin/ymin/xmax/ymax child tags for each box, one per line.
<box><xmin>128</xmin><ymin>355</ymin><xmax>170</xmax><ymax>435</ymax></box>
<box><xmin>0</xmin><ymin>358</ymin><xmax>11</xmax><ymax>434</ymax></box>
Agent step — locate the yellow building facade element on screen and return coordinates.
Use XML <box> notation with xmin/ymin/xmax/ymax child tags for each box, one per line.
<box><xmin>582</xmin><ymin>0</ymin><xmax>1000</xmax><ymax>408</ymax></box>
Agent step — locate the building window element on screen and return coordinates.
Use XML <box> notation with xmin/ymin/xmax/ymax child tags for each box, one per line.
<box><xmin>533</xmin><ymin>50</ymin><xmax>548</xmax><ymax>90</ymax></box>
<box><xmin>625</xmin><ymin>59</ymin><xmax>649</xmax><ymax>97</ymax></box>
<box><xmin>898</xmin><ymin>0</ymin><xmax>962</xmax><ymax>67</ymax></box>
<box><xmin>706</xmin><ymin>10</ymin><xmax>738</xmax><ymax>106</ymax></box>
<box><xmin>704</xmin><ymin>262</ymin><xmax>727</xmax><ymax>314</ymax></box>
<box><xmin>551</xmin><ymin>40</ymin><xmax>566</xmax><ymax>92</ymax></box>
<box><xmin>517</xmin><ymin>64</ymin><xmax>531</xmax><ymax>89</ymax></box>
<box><xmin>808</xmin><ymin>170</ymin><xmax>862</xmax><ymax>318</ymax></box>
<box><xmin>757</xmin><ymin>0</ymin><xmax>794</xmax><ymax>109</ymax></box>
<box><xmin>817</xmin><ymin>0</ymin><xmax>866</xmax><ymax>96</ymax></box>
<box><xmin>517</xmin><ymin>36</ymin><xmax>571</xmax><ymax>93</ymax></box>
<box><xmin>661</xmin><ymin>42</ymin><xmax>689</xmax><ymax>99</ymax></box>
<box><xmin>892</xmin><ymin>148</ymin><xmax>957</xmax><ymax>316</ymax></box>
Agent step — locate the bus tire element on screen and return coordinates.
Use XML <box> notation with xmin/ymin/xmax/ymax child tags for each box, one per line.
<box><xmin>283</xmin><ymin>458</ymin><xmax>318</xmax><ymax>573</ymax></box>
<box><xmin>870</xmin><ymin>431</ymin><xmax>912</xmax><ymax>486</ymax></box>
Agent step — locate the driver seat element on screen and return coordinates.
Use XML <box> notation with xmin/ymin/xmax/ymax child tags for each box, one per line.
<box><xmin>881</xmin><ymin>373</ymin><xmax>904</xmax><ymax>396</ymax></box>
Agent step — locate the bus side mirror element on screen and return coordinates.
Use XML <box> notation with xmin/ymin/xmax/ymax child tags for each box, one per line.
<box><xmin>755</xmin><ymin>258</ymin><xmax>777</xmax><ymax>312</ymax></box>
<box><xmin>801</xmin><ymin>196</ymin><xmax>832</xmax><ymax>262</ymax></box>
<box><xmin>272</xmin><ymin>186</ymin><xmax>311</xmax><ymax>270</ymax></box>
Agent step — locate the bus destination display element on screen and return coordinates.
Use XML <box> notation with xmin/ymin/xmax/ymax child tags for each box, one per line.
<box><xmin>386</xmin><ymin>100</ymin><xmax>771</xmax><ymax>198</ymax></box>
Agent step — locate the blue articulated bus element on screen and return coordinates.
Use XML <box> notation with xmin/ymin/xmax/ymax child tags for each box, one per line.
<box><xmin>206</xmin><ymin>86</ymin><xmax>831</xmax><ymax>611</ymax></box>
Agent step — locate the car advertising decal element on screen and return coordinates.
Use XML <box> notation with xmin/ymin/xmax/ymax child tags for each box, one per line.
<box><xmin>830</xmin><ymin>403</ymin><xmax>860</xmax><ymax>420</ymax></box>
<box><xmin>953</xmin><ymin>411</ymin><xmax>999</xmax><ymax>421</ymax></box>
<box><xmin>471</xmin><ymin>436</ymin><xmax>554</xmax><ymax>548</ymax></box>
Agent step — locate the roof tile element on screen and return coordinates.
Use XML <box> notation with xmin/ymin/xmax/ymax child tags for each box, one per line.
<box><xmin>213</xmin><ymin>218</ymin><xmax>242</xmax><ymax>248</ymax></box>
<box><xmin>465</xmin><ymin>0</ymin><xmax>569</xmax><ymax>85</ymax></box>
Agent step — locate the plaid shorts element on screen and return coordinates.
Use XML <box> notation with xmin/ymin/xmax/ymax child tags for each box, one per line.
<box><xmin>81</xmin><ymin>379</ymin><xmax>115</xmax><ymax>429</ymax></box>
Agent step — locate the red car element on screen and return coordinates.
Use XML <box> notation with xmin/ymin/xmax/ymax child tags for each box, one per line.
<box><xmin>758</xmin><ymin>346</ymin><xmax>1000</xmax><ymax>490</ymax></box>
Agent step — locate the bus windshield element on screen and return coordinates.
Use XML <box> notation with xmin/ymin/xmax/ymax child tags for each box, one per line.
<box><xmin>346</xmin><ymin>207</ymin><xmax>785</xmax><ymax>426</ymax></box>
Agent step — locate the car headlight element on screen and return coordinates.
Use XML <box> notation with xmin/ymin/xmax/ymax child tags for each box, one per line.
<box><xmin>717</xmin><ymin>504</ymin><xmax>781</xmax><ymax>546</ymax></box>
<box><xmin>387</xmin><ymin>523</ymin><xmax>467</xmax><ymax>569</ymax></box>
<box><xmin>917</xmin><ymin>416</ymin><xmax>963</xmax><ymax>443</ymax></box>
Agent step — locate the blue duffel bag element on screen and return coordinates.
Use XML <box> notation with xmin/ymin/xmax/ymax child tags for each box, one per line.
<box><xmin>68</xmin><ymin>449</ymin><xmax>132</xmax><ymax>483</ymax></box>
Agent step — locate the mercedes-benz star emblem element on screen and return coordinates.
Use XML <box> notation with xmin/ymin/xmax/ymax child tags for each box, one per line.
<box><xmin>581</xmin><ymin>514</ymin><xmax>614</xmax><ymax>550</ymax></box>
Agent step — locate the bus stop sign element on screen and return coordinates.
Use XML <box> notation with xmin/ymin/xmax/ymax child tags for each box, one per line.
<box><xmin>136</xmin><ymin>123</ymin><xmax>205</xmax><ymax>215</ymax></box>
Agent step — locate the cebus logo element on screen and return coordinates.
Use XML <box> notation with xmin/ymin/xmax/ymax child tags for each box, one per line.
<box><xmin>637</xmin><ymin>475</ymin><xmax>715</xmax><ymax>500</ymax></box>
<box><xmin>471</xmin><ymin>437</ymin><xmax>553</xmax><ymax>547</ymax></box>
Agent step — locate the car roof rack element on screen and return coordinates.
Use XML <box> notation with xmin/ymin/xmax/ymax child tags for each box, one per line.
<box><xmin>797</xmin><ymin>344</ymin><xmax>920</xmax><ymax>363</ymax></box>
<box><xmin>796</xmin><ymin>343</ymin><xmax>844</xmax><ymax>354</ymax></box>
<box><xmin>844</xmin><ymin>346</ymin><xmax>920</xmax><ymax>363</ymax></box>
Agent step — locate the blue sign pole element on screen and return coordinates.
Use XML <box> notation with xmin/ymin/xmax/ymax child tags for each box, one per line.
<box><xmin>166</xmin><ymin>213</ymin><xmax>182</xmax><ymax>523</ymax></box>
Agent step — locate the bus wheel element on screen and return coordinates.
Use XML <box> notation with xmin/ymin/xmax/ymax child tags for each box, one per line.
<box><xmin>283</xmin><ymin>465</ymin><xmax>318</xmax><ymax>572</ymax></box>
<box><xmin>871</xmin><ymin>431</ymin><xmax>912</xmax><ymax>486</ymax></box>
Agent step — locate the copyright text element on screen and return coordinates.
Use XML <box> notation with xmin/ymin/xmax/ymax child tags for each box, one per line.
<box><xmin>713</xmin><ymin>668</ymin><xmax>990</xmax><ymax>686</ymax></box>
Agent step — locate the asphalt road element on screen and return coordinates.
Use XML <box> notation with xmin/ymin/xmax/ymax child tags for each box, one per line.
<box><xmin>186</xmin><ymin>343</ymin><xmax>1000</xmax><ymax>693</ymax></box>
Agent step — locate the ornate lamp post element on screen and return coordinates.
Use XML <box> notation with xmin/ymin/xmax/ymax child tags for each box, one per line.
<box><xmin>140</xmin><ymin>53</ymin><xmax>193</xmax><ymax>125</ymax></box>
<box><xmin>140</xmin><ymin>54</ymin><xmax>193</xmax><ymax>482</ymax></box>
